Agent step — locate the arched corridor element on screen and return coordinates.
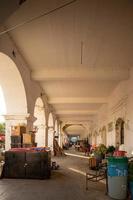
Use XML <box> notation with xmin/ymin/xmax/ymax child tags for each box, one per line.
<box><xmin>1</xmin><ymin>1</ymin><xmax>133</xmax><ymax>199</ymax></box>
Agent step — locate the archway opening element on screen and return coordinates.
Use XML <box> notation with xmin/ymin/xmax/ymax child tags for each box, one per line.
<box><xmin>34</xmin><ymin>97</ymin><xmax>46</xmax><ymax>147</ymax></box>
<box><xmin>58</xmin><ymin>123</ymin><xmax>62</xmax><ymax>147</ymax></box>
<box><xmin>0</xmin><ymin>52</ymin><xmax>27</xmax><ymax>150</ymax></box>
<box><xmin>63</xmin><ymin>124</ymin><xmax>86</xmax><ymax>139</ymax></box>
<box><xmin>92</xmin><ymin>131</ymin><xmax>97</xmax><ymax>145</ymax></box>
<box><xmin>54</xmin><ymin>120</ymin><xmax>59</xmax><ymax>143</ymax></box>
<box><xmin>54</xmin><ymin>120</ymin><xmax>58</xmax><ymax>136</ymax></box>
<box><xmin>0</xmin><ymin>53</ymin><xmax>27</xmax><ymax>115</ymax></box>
<box><xmin>115</xmin><ymin>118</ymin><xmax>124</xmax><ymax>146</ymax></box>
<box><xmin>48</xmin><ymin>113</ymin><xmax>54</xmax><ymax>150</ymax></box>
<box><xmin>63</xmin><ymin>124</ymin><xmax>87</xmax><ymax>149</ymax></box>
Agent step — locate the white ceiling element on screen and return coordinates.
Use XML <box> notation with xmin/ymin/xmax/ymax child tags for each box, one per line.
<box><xmin>2</xmin><ymin>0</ymin><xmax>133</xmax><ymax>133</ymax></box>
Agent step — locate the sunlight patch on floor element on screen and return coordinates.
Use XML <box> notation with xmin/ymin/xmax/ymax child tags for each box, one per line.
<box><xmin>68</xmin><ymin>167</ymin><xmax>86</xmax><ymax>176</ymax></box>
<box><xmin>65</xmin><ymin>152</ymin><xmax>89</xmax><ymax>159</ymax></box>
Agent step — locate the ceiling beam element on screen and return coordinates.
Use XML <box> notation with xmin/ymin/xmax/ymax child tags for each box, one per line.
<box><xmin>59</xmin><ymin>115</ymin><xmax>96</xmax><ymax>121</ymax></box>
<box><xmin>56</xmin><ymin>110</ymin><xmax>97</xmax><ymax>115</ymax></box>
<box><xmin>32</xmin><ymin>67</ymin><xmax>129</xmax><ymax>81</ymax></box>
<box><xmin>49</xmin><ymin>97</ymin><xmax>108</xmax><ymax>104</ymax></box>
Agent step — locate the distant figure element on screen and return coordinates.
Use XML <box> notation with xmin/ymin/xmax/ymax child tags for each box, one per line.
<box><xmin>53</xmin><ymin>138</ymin><xmax>64</xmax><ymax>156</ymax></box>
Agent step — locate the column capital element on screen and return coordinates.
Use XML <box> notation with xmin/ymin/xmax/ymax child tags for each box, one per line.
<box><xmin>3</xmin><ymin>113</ymin><xmax>30</xmax><ymax>121</ymax></box>
<box><xmin>26</xmin><ymin>114</ymin><xmax>37</xmax><ymax>123</ymax></box>
<box><xmin>48</xmin><ymin>126</ymin><xmax>54</xmax><ymax>130</ymax></box>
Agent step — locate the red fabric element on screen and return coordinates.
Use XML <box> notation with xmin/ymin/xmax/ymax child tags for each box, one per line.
<box><xmin>0</xmin><ymin>135</ymin><xmax>5</xmax><ymax>141</ymax></box>
<box><xmin>113</xmin><ymin>150</ymin><xmax>127</xmax><ymax>157</ymax></box>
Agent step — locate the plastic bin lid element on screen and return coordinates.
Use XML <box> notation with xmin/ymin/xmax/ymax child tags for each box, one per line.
<box><xmin>107</xmin><ymin>157</ymin><xmax>128</xmax><ymax>163</ymax></box>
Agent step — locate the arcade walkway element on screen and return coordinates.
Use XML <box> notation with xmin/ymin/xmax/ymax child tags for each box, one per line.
<box><xmin>0</xmin><ymin>152</ymin><xmax>111</xmax><ymax>200</ymax></box>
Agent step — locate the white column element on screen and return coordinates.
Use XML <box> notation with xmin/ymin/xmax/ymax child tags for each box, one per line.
<box><xmin>58</xmin><ymin>126</ymin><xmax>62</xmax><ymax>147</ymax></box>
<box><xmin>4</xmin><ymin>114</ymin><xmax>29</xmax><ymax>150</ymax></box>
<box><xmin>35</xmin><ymin>124</ymin><xmax>46</xmax><ymax>147</ymax></box>
<box><xmin>48</xmin><ymin>126</ymin><xmax>54</xmax><ymax>151</ymax></box>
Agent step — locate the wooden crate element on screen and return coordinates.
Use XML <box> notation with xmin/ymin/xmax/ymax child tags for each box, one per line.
<box><xmin>23</xmin><ymin>133</ymin><xmax>32</xmax><ymax>144</ymax></box>
<box><xmin>11</xmin><ymin>126</ymin><xmax>26</xmax><ymax>136</ymax></box>
<box><xmin>88</xmin><ymin>157</ymin><xmax>97</xmax><ymax>169</ymax></box>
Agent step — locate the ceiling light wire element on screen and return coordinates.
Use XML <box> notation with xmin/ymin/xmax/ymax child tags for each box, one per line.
<box><xmin>0</xmin><ymin>0</ymin><xmax>78</xmax><ymax>36</ymax></box>
<box><xmin>80</xmin><ymin>41</ymin><xmax>83</xmax><ymax>64</ymax></box>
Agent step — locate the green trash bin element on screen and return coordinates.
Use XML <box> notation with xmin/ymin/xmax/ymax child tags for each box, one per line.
<box><xmin>107</xmin><ymin>157</ymin><xmax>128</xmax><ymax>200</ymax></box>
<box><xmin>129</xmin><ymin>162</ymin><xmax>133</xmax><ymax>200</ymax></box>
<box><xmin>129</xmin><ymin>162</ymin><xmax>133</xmax><ymax>182</ymax></box>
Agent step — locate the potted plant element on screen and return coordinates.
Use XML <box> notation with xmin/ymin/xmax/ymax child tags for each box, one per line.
<box><xmin>97</xmin><ymin>144</ymin><xmax>107</xmax><ymax>158</ymax></box>
<box><xmin>106</xmin><ymin>145</ymin><xmax>115</xmax><ymax>156</ymax></box>
<box><xmin>93</xmin><ymin>144</ymin><xmax>107</xmax><ymax>164</ymax></box>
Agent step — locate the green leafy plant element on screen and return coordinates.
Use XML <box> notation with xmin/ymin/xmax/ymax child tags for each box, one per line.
<box><xmin>93</xmin><ymin>144</ymin><xmax>107</xmax><ymax>157</ymax></box>
<box><xmin>97</xmin><ymin>144</ymin><xmax>107</xmax><ymax>154</ymax></box>
<box><xmin>106</xmin><ymin>145</ymin><xmax>115</xmax><ymax>154</ymax></box>
<box><xmin>0</xmin><ymin>123</ymin><xmax>5</xmax><ymax>134</ymax></box>
<box><xmin>92</xmin><ymin>144</ymin><xmax>107</xmax><ymax>161</ymax></box>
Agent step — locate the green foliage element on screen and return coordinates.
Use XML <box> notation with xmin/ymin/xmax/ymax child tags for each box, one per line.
<box><xmin>0</xmin><ymin>123</ymin><xmax>5</xmax><ymax>134</ymax></box>
<box><xmin>93</xmin><ymin>144</ymin><xmax>107</xmax><ymax>156</ymax></box>
<box><xmin>97</xmin><ymin>144</ymin><xmax>107</xmax><ymax>154</ymax></box>
<box><xmin>106</xmin><ymin>145</ymin><xmax>115</xmax><ymax>154</ymax></box>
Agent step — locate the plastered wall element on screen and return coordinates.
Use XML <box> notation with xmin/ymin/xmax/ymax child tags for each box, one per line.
<box><xmin>95</xmin><ymin>68</ymin><xmax>133</xmax><ymax>156</ymax></box>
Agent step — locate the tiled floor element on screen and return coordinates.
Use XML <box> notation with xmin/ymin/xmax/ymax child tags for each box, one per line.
<box><xmin>0</xmin><ymin>151</ymin><xmax>111</xmax><ymax>200</ymax></box>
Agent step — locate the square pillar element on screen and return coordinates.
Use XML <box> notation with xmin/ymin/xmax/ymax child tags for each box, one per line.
<box><xmin>4</xmin><ymin>114</ymin><xmax>29</xmax><ymax>150</ymax></box>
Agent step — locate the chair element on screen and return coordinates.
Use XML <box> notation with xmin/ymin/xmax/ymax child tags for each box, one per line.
<box><xmin>86</xmin><ymin>162</ymin><xmax>107</xmax><ymax>190</ymax></box>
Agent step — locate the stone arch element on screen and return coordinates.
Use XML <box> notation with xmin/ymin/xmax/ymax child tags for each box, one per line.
<box><xmin>34</xmin><ymin>97</ymin><xmax>46</xmax><ymax>147</ymax></box>
<box><xmin>62</xmin><ymin>124</ymin><xmax>88</xmax><ymax>147</ymax></box>
<box><xmin>62</xmin><ymin>124</ymin><xmax>86</xmax><ymax>137</ymax></box>
<box><xmin>0</xmin><ymin>52</ymin><xmax>27</xmax><ymax>150</ymax></box>
<box><xmin>115</xmin><ymin>118</ymin><xmax>124</xmax><ymax>146</ymax></box>
<box><xmin>0</xmin><ymin>33</ymin><xmax>45</xmax><ymax>119</ymax></box>
<box><xmin>0</xmin><ymin>52</ymin><xmax>27</xmax><ymax>115</ymax></box>
<box><xmin>48</xmin><ymin>113</ymin><xmax>54</xmax><ymax>127</ymax></box>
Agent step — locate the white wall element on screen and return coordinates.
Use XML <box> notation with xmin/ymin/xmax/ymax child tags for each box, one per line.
<box><xmin>95</xmin><ymin>68</ymin><xmax>133</xmax><ymax>156</ymax></box>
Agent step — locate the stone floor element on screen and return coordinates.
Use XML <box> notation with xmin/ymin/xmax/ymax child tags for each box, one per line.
<box><xmin>0</xmin><ymin>150</ymin><xmax>111</xmax><ymax>200</ymax></box>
